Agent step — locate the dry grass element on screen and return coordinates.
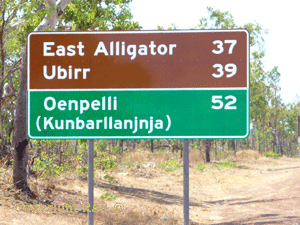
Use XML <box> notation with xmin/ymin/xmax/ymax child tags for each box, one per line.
<box><xmin>0</xmin><ymin>148</ymin><xmax>185</xmax><ymax>225</ymax></box>
<box><xmin>2</xmin><ymin>148</ymin><xmax>299</xmax><ymax>224</ymax></box>
<box><xmin>236</xmin><ymin>149</ymin><xmax>260</xmax><ymax>159</ymax></box>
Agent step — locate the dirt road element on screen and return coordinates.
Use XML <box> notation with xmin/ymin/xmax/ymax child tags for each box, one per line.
<box><xmin>191</xmin><ymin>156</ymin><xmax>300</xmax><ymax>224</ymax></box>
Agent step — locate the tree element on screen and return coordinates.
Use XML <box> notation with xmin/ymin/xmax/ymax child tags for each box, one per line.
<box><xmin>12</xmin><ymin>0</ymin><xmax>72</xmax><ymax>196</ymax></box>
<box><xmin>285</xmin><ymin>102</ymin><xmax>300</xmax><ymax>156</ymax></box>
<box><xmin>197</xmin><ymin>7</ymin><xmax>269</xmax><ymax>154</ymax></box>
<box><xmin>266</xmin><ymin>67</ymin><xmax>284</xmax><ymax>154</ymax></box>
<box><xmin>204</xmin><ymin>139</ymin><xmax>212</xmax><ymax>162</ymax></box>
<box><xmin>250</xmin><ymin>60</ymin><xmax>269</xmax><ymax>152</ymax></box>
<box><xmin>10</xmin><ymin>0</ymin><xmax>140</xmax><ymax>196</ymax></box>
<box><xmin>0</xmin><ymin>0</ymin><xmax>25</xmax><ymax>156</ymax></box>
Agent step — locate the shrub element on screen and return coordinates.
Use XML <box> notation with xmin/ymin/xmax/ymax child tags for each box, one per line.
<box><xmin>158</xmin><ymin>159</ymin><xmax>182</xmax><ymax>172</ymax></box>
<box><xmin>263</xmin><ymin>151</ymin><xmax>282</xmax><ymax>159</ymax></box>
<box><xmin>104</xmin><ymin>174</ymin><xmax>119</xmax><ymax>185</ymax></box>
<box><xmin>33</xmin><ymin>152</ymin><xmax>62</xmax><ymax>178</ymax></box>
<box><xmin>213</xmin><ymin>160</ymin><xmax>237</xmax><ymax>170</ymax></box>
<box><xmin>95</xmin><ymin>152</ymin><xmax>117</xmax><ymax>170</ymax></box>
<box><xmin>99</xmin><ymin>191</ymin><xmax>118</xmax><ymax>200</ymax></box>
<box><xmin>194</xmin><ymin>164</ymin><xmax>205</xmax><ymax>172</ymax></box>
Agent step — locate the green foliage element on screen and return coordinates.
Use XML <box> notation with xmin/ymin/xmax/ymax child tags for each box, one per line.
<box><xmin>96</xmin><ymin>140</ymin><xmax>107</xmax><ymax>151</ymax></box>
<box><xmin>158</xmin><ymin>23</ymin><xmax>179</xmax><ymax>30</ymax></box>
<box><xmin>76</xmin><ymin>151</ymin><xmax>87</xmax><ymax>166</ymax></box>
<box><xmin>134</xmin><ymin>162</ymin><xmax>141</xmax><ymax>169</ymax></box>
<box><xmin>194</xmin><ymin>164</ymin><xmax>205</xmax><ymax>172</ymax></box>
<box><xmin>213</xmin><ymin>160</ymin><xmax>238</xmax><ymax>170</ymax></box>
<box><xmin>206</xmin><ymin>6</ymin><xmax>236</xmax><ymax>29</ymax></box>
<box><xmin>263</xmin><ymin>151</ymin><xmax>282</xmax><ymax>159</ymax></box>
<box><xmin>190</xmin><ymin>141</ymin><xmax>202</xmax><ymax>149</ymax></box>
<box><xmin>1</xmin><ymin>1</ymin><xmax>141</xmax><ymax>150</ymax></box>
<box><xmin>59</xmin><ymin>0</ymin><xmax>141</xmax><ymax>31</ymax></box>
<box><xmin>99</xmin><ymin>191</ymin><xmax>118</xmax><ymax>200</ymax></box>
<box><xmin>95</xmin><ymin>151</ymin><xmax>117</xmax><ymax>170</ymax></box>
<box><xmin>33</xmin><ymin>152</ymin><xmax>62</xmax><ymax>178</ymax></box>
<box><xmin>195</xmin><ymin>6</ymin><xmax>300</xmax><ymax>156</ymax></box>
<box><xmin>157</xmin><ymin>25</ymin><xmax>164</xmax><ymax>30</ymax></box>
<box><xmin>76</xmin><ymin>164</ymin><xmax>88</xmax><ymax>175</ymax></box>
<box><xmin>113</xmin><ymin>146</ymin><xmax>122</xmax><ymax>155</ymax></box>
<box><xmin>158</xmin><ymin>160</ymin><xmax>182</xmax><ymax>172</ymax></box>
<box><xmin>104</xmin><ymin>174</ymin><xmax>119</xmax><ymax>185</ymax></box>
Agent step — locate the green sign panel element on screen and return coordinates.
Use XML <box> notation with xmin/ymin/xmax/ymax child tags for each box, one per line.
<box><xmin>28</xmin><ymin>89</ymin><xmax>248</xmax><ymax>139</ymax></box>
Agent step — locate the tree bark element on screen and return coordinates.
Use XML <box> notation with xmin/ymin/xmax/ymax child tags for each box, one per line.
<box><xmin>119</xmin><ymin>139</ymin><xmax>123</xmax><ymax>154</ymax></box>
<box><xmin>214</xmin><ymin>139</ymin><xmax>217</xmax><ymax>159</ymax></box>
<box><xmin>150</xmin><ymin>139</ymin><xmax>154</xmax><ymax>153</ymax></box>
<box><xmin>12</xmin><ymin>0</ymin><xmax>72</xmax><ymax>196</ymax></box>
<box><xmin>232</xmin><ymin>139</ymin><xmax>236</xmax><ymax>156</ymax></box>
<box><xmin>204</xmin><ymin>139</ymin><xmax>212</xmax><ymax>163</ymax></box>
<box><xmin>13</xmin><ymin>45</ymin><xmax>35</xmax><ymax>196</ymax></box>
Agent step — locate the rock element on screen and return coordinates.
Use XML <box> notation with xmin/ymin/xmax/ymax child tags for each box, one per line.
<box><xmin>117</xmin><ymin>172</ymin><xmax>128</xmax><ymax>176</ymax></box>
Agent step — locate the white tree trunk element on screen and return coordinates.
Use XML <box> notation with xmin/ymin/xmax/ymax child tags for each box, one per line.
<box><xmin>35</xmin><ymin>0</ymin><xmax>72</xmax><ymax>31</ymax></box>
<box><xmin>13</xmin><ymin>0</ymin><xmax>72</xmax><ymax>195</ymax></box>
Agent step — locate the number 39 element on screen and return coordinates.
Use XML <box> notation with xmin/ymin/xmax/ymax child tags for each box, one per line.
<box><xmin>212</xmin><ymin>63</ymin><xmax>237</xmax><ymax>78</ymax></box>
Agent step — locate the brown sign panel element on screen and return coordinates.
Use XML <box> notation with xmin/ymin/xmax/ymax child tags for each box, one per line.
<box><xmin>28</xmin><ymin>30</ymin><xmax>249</xmax><ymax>89</ymax></box>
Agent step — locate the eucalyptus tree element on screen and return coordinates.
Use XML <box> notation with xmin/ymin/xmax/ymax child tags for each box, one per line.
<box><xmin>0</xmin><ymin>0</ymin><xmax>26</xmax><ymax>155</ymax></box>
<box><xmin>2</xmin><ymin>0</ymin><xmax>140</xmax><ymax>196</ymax></box>
<box><xmin>266</xmin><ymin>67</ymin><xmax>285</xmax><ymax>154</ymax></box>
<box><xmin>12</xmin><ymin>0</ymin><xmax>72</xmax><ymax>197</ymax></box>
<box><xmin>285</xmin><ymin>102</ymin><xmax>300</xmax><ymax>155</ymax></box>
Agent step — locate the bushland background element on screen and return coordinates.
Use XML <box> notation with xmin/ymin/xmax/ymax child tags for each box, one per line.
<box><xmin>1</xmin><ymin>1</ymin><xmax>300</xmax><ymax>224</ymax></box>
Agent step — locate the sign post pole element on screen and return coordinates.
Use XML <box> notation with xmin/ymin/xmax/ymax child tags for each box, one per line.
<box><xmin>298</xmin><ymin>116</ymin><xmax>300</xmax><ymax>157</ymax></box>
<box><xmin>183</xmin><ymin>139</ymin><xmax>189</xmax><ymax>225</ymax></box>
<box><xmin>88</xmin><ymin>139</ymin><xmax>94</xmax><ymax>225</ymax></box>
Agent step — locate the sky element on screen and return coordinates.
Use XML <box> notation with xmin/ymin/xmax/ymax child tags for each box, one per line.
<box><xmin>130</xmin><ymin>0</ymin><xmax>300</xmax><ymax>104</ymax></box>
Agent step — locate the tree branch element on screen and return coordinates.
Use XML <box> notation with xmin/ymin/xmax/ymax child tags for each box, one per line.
<box><xmin>5</xmin><ymin>0</ymin><xmax>25</xmax><ymax>27</ymax></box>
<box><xmin>35</xmin><ymin>0</ymin><xmax>73</xmax><ymax>31</ymax></box>
<box><xmin>1</xmin><ymin>11</ymin><xmax>5</xmax><ymax>80</ymax></box>
<box><xmin>1</xmin><ymin>92</ymin><xmax>16</xmax><ymax>101</ymax></box>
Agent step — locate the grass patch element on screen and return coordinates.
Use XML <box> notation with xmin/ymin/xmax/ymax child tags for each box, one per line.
<box><xmin>99</xmin><ymin>191</ymin><xmax>118</xmax><ymax>200</ymax></box>
<box><xmin>263</xmin><ymin>151</ymin><xmax>282</xmax><ymax>159</ymax></box>
<box><xmin>158</xmin><ymin>159</ymin><xmax>182</xmax><ymax>172</ymax></box>
<box><xmin>194</xmin><ymin>164</ymin><xmax>205</xmax><ymax>172</ymax></box>
<box><xmin>213</xmin><ymin>160</ymin><xmax>238</xmax><ymax>170</ymax></box>
<box><xmin>104</xmin><ymin>174</ymin><xmax>119</xmax><ymax>185</ymax></box>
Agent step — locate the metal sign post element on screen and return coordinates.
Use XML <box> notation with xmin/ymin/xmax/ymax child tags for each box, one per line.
<box><xmin>88</xmin><ymin>139</ymin><xmax>94</xmax><ymax>225</ymax></box>
<box><xmin>183</xmin><ymin>139</ymin><xmax>190</xmax><ymax>225</ymax></box>
<box><xmin>298</xmin><ymin>116</ymin><xmax>300</xmax><ymax>157</ymax></box>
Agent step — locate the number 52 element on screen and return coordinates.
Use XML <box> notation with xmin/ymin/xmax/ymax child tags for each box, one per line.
<box><xmin>211</xmin><ymin>95</ymin><xmax>237</xmax><ymax>110</ymax></box>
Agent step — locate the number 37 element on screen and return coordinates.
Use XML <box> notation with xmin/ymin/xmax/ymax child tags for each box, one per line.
<box><xmin>212</xmin><ymin>40</ymin><xmax>237</xmax><ymax>54</ymax></box>
<box><xmin>211</xmin><ymin>95</ymin><xmax>237</xmax><ymax>110</ymax></box>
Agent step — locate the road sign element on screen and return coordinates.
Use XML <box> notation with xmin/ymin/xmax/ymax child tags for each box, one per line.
<box><xmin>27</xmin><ymin>30</ymin><xmax>250</xmax><ymax>139</ymax></box>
